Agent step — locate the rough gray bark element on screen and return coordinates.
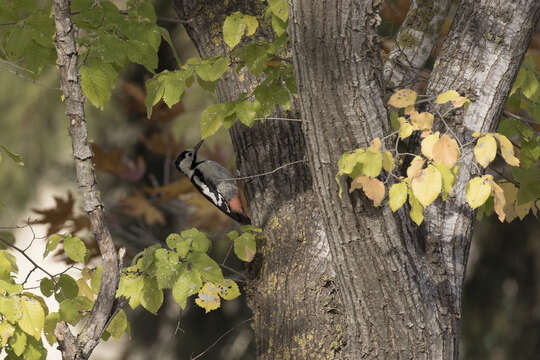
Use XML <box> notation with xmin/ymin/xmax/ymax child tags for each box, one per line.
<box><xmin>383</xmin><ymin>0</ymin><xmax>451</xmax><ymax>88</ymax></box>
<box><xmin>289</xmin><ymin>0</ymin><xmax>540</xmax><ymax>359</ymax></box>
<box><xmin>52</xmin><ymin>1</ymin><xmax>120</xmax><ymax>359</ymax></box>
<box><xmin>174</xmin><ymin>1</ymin><xmax>347</xmax><ymax>359</ymax></box>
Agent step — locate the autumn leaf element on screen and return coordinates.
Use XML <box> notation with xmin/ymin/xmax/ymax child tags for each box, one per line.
<box><xmin>91</xmin><ymin>144</ymin><xmax>146</xmax><ymax>181</ymax></box>
<box><xmin>410</xmin><ymin>111</ymin><xmax>434</xmax><ymax>131</ymax></box>
<box><xmin>398</xmin><ymin>117</ymin><xmax>414</xmax><ymax>139</ymax></box>
<box><xmin>466</xmin><ymin>176</ymin><xmax>492</xmax><ymax>209</ymax></box>
<box><xmin>406</xmin><ymin>156</ymin><xmax>425</xmax><ymax>180</ymax></box>
<box><xmin>144</xmin><ymin>179</ymin><xmax>194</xmax><ymax>200</ymax></box>
<box><xmin>388</xmin><ymin>89</ymin><xmax>417</xmax><ymax>108</ymax></box>
<box><xmin>382</xmin><ymin>151</ymin><xmax>394</xmax><ymax>172</ymax></box>
<box><xmin>493</xmin><ymin>133</ymin><xmax>520</xmax><ymax>167</ymax></box>
<box><xmin>436</xmin><ymin>90</ymin><xmax>460</xmax><ymax>104</ymax></box>
<box><xmin>489</xmin><ymin>179</ymin><xmax>506</xmax><ymax>222</ymax></box>
<box><xmin>195</xmin><ymin>282</ymin><xmax>221</xmax><ymax>313</ymax></box>
<box><xmin>350</xmin><ymin>176</ymin><xmax>385</xmax><ymax>207</ymax></box>
<box><xmin>410</xmin><ymin>165</ymin><xmax>442</xmax><ymax>207</ymax></box>
<box><xmin>421</xmin><ymin>132</ymin><xmax>440</xmax><ymax>160</ymax></box>
<box><xmin>473</xmin><ymin>134</ymin><xmax>497</xmax><ymax>168</ymax></box>
<box><xmin>120</xmin><ymin>193</ymin><xmax>165</xmax><ymax>225</ymax></box>
<box><xmin>389</xmin><ymin>182</ymin><xmax>408</xmax><ymax>212</ymax></box>
<box><xmin>433</xmin><ymin>134</ymin><xmax>460</xmax><ymax>168</ymax></box>
<box><xmin>369</xmin><ymin>137</ymin><xmax>382</xmax><ymax>152</ymax></box>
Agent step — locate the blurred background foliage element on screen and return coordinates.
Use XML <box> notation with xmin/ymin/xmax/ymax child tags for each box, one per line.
<box><xmin>0</xmin><ymin>0</ymin><xmax>539</xmax><ymax>359</ymax></box>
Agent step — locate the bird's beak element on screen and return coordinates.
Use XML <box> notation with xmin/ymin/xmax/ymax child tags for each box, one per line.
<box><xmin>193</xmin><ymin>139</ymin><xmax>204</xmax><ymax>155</ymax></box>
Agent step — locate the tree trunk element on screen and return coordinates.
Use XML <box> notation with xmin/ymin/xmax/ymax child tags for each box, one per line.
<box><xmin>289</xmin><ymin>0</ymin><xmax>539</xmax><ymax>359</ymax></box>
<box><xmin>175</xmin><ymin>1</ymin><xmax>347</xmax><ymax>359</ymax></box>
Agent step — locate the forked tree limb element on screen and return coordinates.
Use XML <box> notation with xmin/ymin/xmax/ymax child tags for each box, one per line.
<box><xmin>52</xmin><ymin>0</ymin><xmax>120</xmax><ymax>359</ymax></box>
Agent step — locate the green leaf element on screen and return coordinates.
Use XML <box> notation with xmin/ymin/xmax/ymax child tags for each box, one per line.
<box><xmin>0</xmin><ymin>320</ymin><xmax>15</xmax><ymax>346</ymax></box>
<box><xmin>522</xmin><ymin>70</ymin><xmax>539</xmax><ymax>99</ymax></box>
<box><xmin>90</xmin><ymin>267</ymin><xmax>102</xmax><ymax>295</ymax></box>
<box><xmin>0</xmin><ymin>145</ymin><xmax>24</xmax><ymax>166</ymax></box>
<box><xmin>520</xmin><ymin>137</ymin><xmax>540</xmax><ymax>169</ymax></box>
<box><xmin>268</xmin><ymin>0</ymin><xmax>289</xmax><ymax>22</ymax></box>
<box><xmin>254</xmin><ymin>80</ymin><xmax>291</xmax><ymax>110</ymax></box>
<box><xmin>106</xmin><ymin>309</ymin><xmax>128</xmax><ymax>340</ymax></box>
<box><xmin>172</xmin><ymin>270</ymin><xmax>202</xmax><ymax>309</ymax></box>
<box><xmin>389</xmin><ymin>182</ymin><xmax>408</xmax><ymax>212</ymax></box>
<box><xmin>200</xmin><ymin>103</ymin><xmax>227</xmax><ymax>139</ymax></box>
<box><xmin>235</xmin><ymin>99</ymin><xmax>261</xmax><ymax>127</ymax></box>
<box><xmin>145</xmin><ymin>76</ymin><xmax>165</xmax><ymax>118</ymax></box>
<box><xmin>8</xmin><ymin>328</ymin><xmax>26</xmax><ymax>356</ymax></box>
<box><xmin>117</xmin><ymin>272</ymin><xmax>144</xmax><ymax>309</ymax></box>
<box><xmin>188</xmin><ymin>252</ymin><xmax>224</xmax><ymax>283</ymax></box>
<box><xmin>141</xmin><ymin>277</ymin><xmax>163</xmax><ymax>314</ymax></box>
<box><xmin>56</xmin><ymin>274</ymin><xmax>79</xmax><ymax>301</ymax></box>
<box><xmin>0</xmin><ymin>279</ymin><xmax>22</xmax><ymax>295</ymax></box>
<box><xmin>433</xmin><ymin>162</ymin><xmax>456</xmax><ymax>200</ymax></box>
<box><xmin>80</xmin><ymin>63</ymin><xmax>118</xmax><ymax>110</ymax></box>
<box><xmin>126</xmin><ymin>39</ymin><xmax>158</xmax><ymax>72</ymax></box>
<box><xmin>223</xmin><ymin>12</ymin><xmax>259</xmax><ymax>49</ymax></box>
<box><xmin>64</xmin><ymin>236</ymin><xmax>89</xmax><ymax>263</ymax></box>
<box><xmin>166</xmin><ymin>233</ymin><xmax>191</xmax><ymax>258</ymax></box>
<box><xmin>232</xmin><ymin>43</ymin><xmax>270</xmax><ymax>76</ymax></box>
<box><xmin>23</xmin><ymin>336</ymin><xmax>47</xmax><ymax>360</ymax></box>
<box><xmin>162</xmin><ymin>71</ymin><xmax>186</xmax><ymax>108</ymax></box>
<box><xmin>39</xmin><ymin>278</ymin><xmax>54</xmax><ymax>298</ymax></box>
<box><xmin>59</xmin><ymin>299</ymin><xmax>83</xmax><ymax>324</ymax></box>
<box><xmin>217</xmin><ymin>279</ymin><xmax>241</xmax><ymax>300</ymax></box>
<box><xmin>154</xmin><ymin>249</ymin><xmax>182</xmax><ymax>289</ymax></box>
<box><xmin>271</xmin><ymin>14</ymin><xmax>288</xmax><ymax>36</ymax></box>
<box><xmin>44</xmin><ymin>234</ymin><xmax>62</xmax><ymax>258</ymax></box>
<box><xmin>182</xmin><ymin>229</ymin><xmax>210</xmax><ymax>253</ymax></box>
<box><xmin>194</xmin><ymin>56</ymin><xmax>230</xmax><ymax>82</ymax></box>
<box><xmin>512</xmin><ymin>167</ymin><xmax>540</xmax><ymax>204</ymax></box>
<box><xmin>44</xmin><ymin>312</ymin><xmax>59</xmax><ymax>346</ymax></box>
<box><xmin>0</xmin><ymin>250</ymin><xmax>18</xmax><ymax>276</ymax></box>
<box><xmin>233</xmin><ymin>232</ymin><xmax>256</xmax><ymax>262</ymax></box>
<box><xmin>158</xmin><ymin>26</ymin><xmax>181</xmax><ymax>65</ymax></box>
<box><xmin>18</xmin><ymin>296</ymin><xmax>45</xmax><ymax>340</ymax></box>
<box><xmin>0</xmin><ymin>295</ymin><xmax>21</xmax><ymax>323</ymax></box>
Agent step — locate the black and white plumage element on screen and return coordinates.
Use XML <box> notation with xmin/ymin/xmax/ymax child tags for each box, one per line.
<box><xmin>175</xmin><ymin>140</ymin><xmax>251</xmax><ymax>224</ymax></box>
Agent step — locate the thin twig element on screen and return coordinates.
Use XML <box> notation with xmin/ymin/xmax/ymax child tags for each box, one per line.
<box><xmin>219</xmin><ymin>264</ymin><xmax>248</xmax><ymax>281</ymax></box>
<box><xmin>191</xmin><ymin>317</ymin><xmax>253</xmax><ymax>360</ymax></box>
<box><xmin>22</xmin><ymin>266</ymin><xmax>38</xmax><ymax>287</ymax></box>
<box><xmin>0</xmin><ymin>237</ymin><xmax>55</xmax><ymax>279</ymax></box>
<box><xmin>221</xmin><ymin>159</ymin><xmax>306</xmax><ymax>181</ymax></box>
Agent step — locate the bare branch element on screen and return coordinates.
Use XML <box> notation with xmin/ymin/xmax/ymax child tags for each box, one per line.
<box><xmin>383</xmin><ymin>0</ymin><xmax>451</xmax><ymax>88</ymax></box>
<box><xmin>52</xmin><ymin>0</ymin><xmax>120</xmax><ymax>358</ymax></box>
<box><xmin>0</xmin><ymin>236</ymin><xmax>55</xmax><ymax>279</ymax></box>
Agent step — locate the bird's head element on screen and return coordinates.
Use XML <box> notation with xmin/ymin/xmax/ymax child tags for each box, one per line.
<box><xmin>175</xmin><ymin>140</ymin><xmax>204</xmax><ymax>176</ymax></box>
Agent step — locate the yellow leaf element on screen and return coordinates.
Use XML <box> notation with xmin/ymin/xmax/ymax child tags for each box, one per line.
<box><xmin>433</xmin><ymin>162</ymin><xmax>455</xmax><ymax>200</ymax></box>
<box><xmin>410</xmin><ymin>111</ymin><xmax>434</xmax><ymax>131</ymax></box>
<box><xmin>350</xmin><ymin>176</ymin><xmax>385</xmax><ymax>207</ymax></box>
<box><xmin>433</xmin><ymin>134</ymin><xmax>460</xmax><ymax>168</ymax></box>
<box><xmin>421</xmin><ymin>131</ymin><xmax>440</xmax><ymax>160</ymax></box>
<box><xmin>388</xmin><ymin>89</ymin><xmax>417</xmax><ymax>108</ymax></box>
<box><xmin>18</xmin><ymin>297</ymin><xmax>45</xmax><ymax>340</ymax></box>
<box><xmin>466</xmin><ymin>176</ymin><xmax>492</xmax><ymax>209</ymax></box>
<box><xmin>493</xmin><ymin>133</ymin><xmax>520</xmax><ymax>167</ymax></box>
<box><xmin>406</xmin><ymin>156</ymin><xmax>425</xmax><ymax>180</ymax></box>
<box><xmin>436</xmin><ymin>90</ymin><xmax>460</xmax><ymax>104</ymax></box>
<box><xmin>408</xmin><ymin>189</ymin><xmax>424</xmax><ymax>225</ymax></box>
<box><xmin>411</xmin><ymin>165</ymin><xmax>442</xmax><ymax>207</ymax></box>
<box><xmin>472</xmin><ymin>132</ymin><xmax>482</xmax><ymax>138</ymax></box>
<box><xmin>389</xmin><ymin>182</ymin><xmax>408</xmax><ymax>212</ymax></box>
<box><xmin>369</xmin><ymin>137</ymin><xmax>381</xmax><ymax>152</ymax></box>
<box><xmin>398</xmin><ymin>117</ymin><xmax>414</xmax><ymax>139</ymax></box>
<box><xmin>489</xmin><ymin>179</ymin><xmax>506</xmax><ymax>222</ymax></box>
<box><xmin>473</xmin><ymin>135</ymin><xmax>497</xmax><ymax>168</ymax></box>
<box><xmin>452</xmin><ymin>96</ymin><xmax>468</xmax><ymax>108</ymax></box>
<box><xmin>195</xmin><ymin>282</ymin><xmax>221</xmax><ymax>313</ymax></box>
<box><xmin>0</xmin><ymin>320</ymin><xmax>15</xmax><ymax>346</ymax></box>
<box><xmin>382</xmin><ymin>151</ymin><xmax>395</xmax><ymax>172</ymax></box>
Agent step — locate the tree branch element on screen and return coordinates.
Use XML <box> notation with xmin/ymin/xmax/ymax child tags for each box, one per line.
<box><xmin>383</xmin><ymin>0</ymin><xmax>451</xmax><ymax>88</ymax></box>
<box><xmin>52</xmin><ymin>0</ymin><xmax>120</xmax><ymax>358</ymax></box>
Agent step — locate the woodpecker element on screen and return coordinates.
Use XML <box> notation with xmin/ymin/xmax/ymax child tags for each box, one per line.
<box><xmin>175</xmin><ymin>140</ymin><xmax>251</xmax><ymax>224</ymax></box>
